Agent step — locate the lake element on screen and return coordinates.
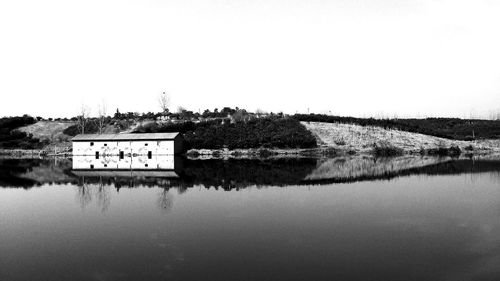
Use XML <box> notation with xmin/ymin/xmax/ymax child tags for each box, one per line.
<box><xmin>1</xmin><ymin>156</ymin><xmax>500</xmax><ymax>281</ymax></box>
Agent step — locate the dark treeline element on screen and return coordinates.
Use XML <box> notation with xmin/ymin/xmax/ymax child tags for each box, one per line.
<box><xmin>135</xmin><ymin>117</ymin><xmax>318</xmax><ymax>149</ymax></box>
<box><xmin>294</xmin><ymin>114</ymin><xmax>500</xmax><ymax>140</ymax></box>
<box><xmin>0</xmin><ymin>116</ymin><xmax>47</xmax><ymax>149</ymax></box>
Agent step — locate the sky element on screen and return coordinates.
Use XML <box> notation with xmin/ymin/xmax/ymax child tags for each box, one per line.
<box><xmin>1</xmin><ymin>0</ymin><xmax>500</xmax><ymax>118</ymax></box>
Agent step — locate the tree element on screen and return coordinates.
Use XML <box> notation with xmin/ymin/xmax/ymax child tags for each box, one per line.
<box><xmin>114</xmin><ymin>108</ymin><xmax>122</xmax><ymax>119</ymax></box>
<box><xmin>97</xmin><ymin>101</ymin><xmax>107</xmax><ymax>134</ymax></box>
<box><xmin>76</xmin><ymin>104</ymin><xmax>90</xmax><ymax>134</ymax></box>
<box><xmin>158</xmin><ymin>92</ymin><xmax>170</xmax><ymax>114</ymax></box>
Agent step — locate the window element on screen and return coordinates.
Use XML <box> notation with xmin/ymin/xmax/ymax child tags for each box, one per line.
<box><xmin>145</xmin><ymin>164</ymin><xmax>148</xmax><ymax>167</ymax></box>
<box><xmin>145</xmin><ymin>143</ymin><xmax>148</xmax><ymax>146</ymax></box>
<box><xmin>119</xmin><ymin>151</ymin><xmax>124</xmax><ymax>159</ymax></box>
<box><xmin>90</xmin><ymin>142</ymin><xmax>94</xmax><ymax>146</ymax></box>
<box><xmin>95</xmin><ymin>151</ymin><xmax>99</xmax><ymax>159</ymax></box>
<box><xmin>90</xmin><ymin>164</ymin><xmax>94</xmax><ymax>169</ymax></box>
<box><xmin>104</xmin><ymin>164</ymin><xmax>107</xmax><ymax>167</ymax></box>
<box><xmin>148</xmin><ymin>151</ymin><xmax>152</xmax><ymax>159</ymax></box>
<box><xmin>104</xmin><ymin>143</ymin><xmax>107</xmax><ymax>146</ymax></box>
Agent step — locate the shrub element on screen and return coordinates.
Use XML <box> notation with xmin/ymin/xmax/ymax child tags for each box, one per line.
<box><xmin>335</xmin><ymin>139</ymin><xmax>346</xmax><ymax>146</ymax></box>
<box><xmin>134</xmin><ymin>117</ymin><xmax>317</xmax><ymax>150</ymax></box>
<box><xmin>372</xmin><ymin>142</ymin><xmax>404</xmax><ymax>157</ymax></box>
<box><xmin>426</xmin><ymin>146</ymin><xmax>461</xmax><ymax>157</ymax></box>
<box><xmin>0</xmin><ymin>116</ymin><xmax>45</xmax><ymax>149</ymax></box>
<box><xmin>63</xmin><ymin>121</ymin><xmax>99</xmax><ymax>136</ymax></box>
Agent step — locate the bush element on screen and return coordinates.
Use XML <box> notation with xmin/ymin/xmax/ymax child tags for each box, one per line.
<box><xmin>373</xmin><ymin>142</ymin><xmax>404</xmax><ymax>157</ymax></box>
<box><xmin>134</xmin><ymin>117</ymin><xmax>318</xmax><ymax>150</ymax></box>
<box><xmin>0</xmin><ymin>116</ymin><xmax>45</xmax><ymax>149</ymax></box>
<box><xmin>63</xmin><ymin>121</ymin><xmax>99</xmax><ymax>136</ymax></box>
<box><xmin>335</xmin><ymin>140</ymin><xmax>346</xmax><ymax>146</ymax></box>
<box><xmin>426</xmin><ymin>146</ymin><xmax>462</xmax><ymax>157</ymax></box>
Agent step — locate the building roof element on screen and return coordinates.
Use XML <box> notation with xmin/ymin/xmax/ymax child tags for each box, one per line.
<box><xmin>72</xmin><ymin>133</ymin><xmax>180</xmax><ymax>142</ymax></box>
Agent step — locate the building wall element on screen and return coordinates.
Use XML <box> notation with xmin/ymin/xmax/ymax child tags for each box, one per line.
<box><xmin>73</xmin><ymin>139</ymin><xmax>178</xmax><ymax>156</ymax></box>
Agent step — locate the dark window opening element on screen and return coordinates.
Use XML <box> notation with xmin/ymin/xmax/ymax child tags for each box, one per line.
<box><xmin>104</xmin><ymin>143</ymin><xmax>107</xmax><ymax>146</ymax></box>
<box><xmin>145</xmin><ymin>143</ymin><xmax>148</xmax><ymax>146</ymax></box>
<box><xmin>95</xmin><ymin>151</ymin><xmax>99</xmax><ymax>159</ymax></box>
<box><xmin>119</xmin><ymin>151</ymin><xmax>124</xmax><ymax>159</ymax></box>
<box><xmin>148</xmin><ymin>151</ymin><xmax>152</xmax><ymax>159</ymax></box>
<box><xmin>145</xmin><ymin>164</ymin><xmax>148</xmax><ymax>167</ymax></box>
<box><xmin>90</xmin><ymin>164</ymin><xmax>94</xmax><ymax>169</ymax></box>
<box><xmin>104</xmin><ymin>164</ymin><xmax>107</xmax><ymax>167</ymax></box>
<box><xmin>90</xmin><ymin>142</ymin><xmax>94</xmax><ymax>146</ymax></box>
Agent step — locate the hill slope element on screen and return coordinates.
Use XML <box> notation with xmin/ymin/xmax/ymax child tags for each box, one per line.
<box><xmin>302</xmin><ymin>121</ymin><xmax>500</xmax><ymax>154</ymax></box>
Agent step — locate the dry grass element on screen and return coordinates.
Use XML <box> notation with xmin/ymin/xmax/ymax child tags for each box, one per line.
<box><xmin>302</xmin><ymin>121</ymin><xmax>500</xmax><ymax>154</ymax></box>
<box><xmin>17</xmin><ymin>121</ymin><xmax>75</xmax><ymax>143</ymax></box>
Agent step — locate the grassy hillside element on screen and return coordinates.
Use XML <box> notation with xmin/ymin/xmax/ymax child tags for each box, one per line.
<box><xmin>302</xmin><ymin>121</ymin><xmax>500</xmax><ymax>154</ymax></box>
<box><xmin>0</xmin><ymin>116</ymin><xmax>47</xmax><ymax>149</ymax></box>
<box><xmin>295</xmin><ymin>114</ymin><xmax>500</xmax><ymax>140</ymax></box>
<box><xmin>18</xmin><ymin>121</ymin><xmax>75</xmax><ymax>143</ymax></box>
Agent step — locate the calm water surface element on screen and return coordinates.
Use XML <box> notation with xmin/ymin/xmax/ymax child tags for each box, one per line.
<box><xmin>1</xmin><ymin>157</ymin><xmax>500</xmax><ymax>281</ymax></box>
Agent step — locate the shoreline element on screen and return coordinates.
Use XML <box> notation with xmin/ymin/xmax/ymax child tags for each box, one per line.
<box><xmin>2</xmin><ymin>143</ymin><xmax>500</xmax><ymax>160</ymax></box>
<box><xmin>184</xmin><ymin>145</ymin><xmax>500</xmax><ymax>160</ymax></box>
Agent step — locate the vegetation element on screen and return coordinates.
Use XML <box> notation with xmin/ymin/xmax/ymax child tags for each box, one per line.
<box><xmin>63</xmin><ymin>121</ymin><xmax>100</xmax><ymax>136</ymax></box>
<box><xmin>0</xmin><ymin>116</ymin><xmax>47</xmax><ymax>149</ymax></box>
<box><xmin>134</xmin><ymin>117</ymin><xmax>317</xmax><ymax>149</ymax></box>
<box><xmin>424</xmin><ymin>146</ymin><xmax>461</xmax><ymax>157</ymax></box>
<box><xmin>372</xmin><ymin>142</ymin><xmax>404</xmax><ymax>157</ymax></box>
<box><xmin>295</xmin><ymin>114</ymin><xmax>500</xmax><ymax>140</ymax></box>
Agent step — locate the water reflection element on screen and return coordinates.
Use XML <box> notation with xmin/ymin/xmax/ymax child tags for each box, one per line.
<box><xmin>72</xmin><ymin>154</ymin><xmax>180</xmax><ymax>172</ymax></box>
<box><xmin>157</xmin><ymin>189</ymin><xmax>174</xmax><ymax>214</ymax></box>
<box><xmin>2</xmin><ymin>156</ymin><xmax>500</xmax><ymax>280</ymax></box>
<box><xmin>1</xmin><ymin>156</ymin><xmax>500</xmax><ymax>191</ymax></box>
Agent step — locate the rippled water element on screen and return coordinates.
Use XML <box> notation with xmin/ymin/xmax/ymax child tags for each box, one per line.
<box><xmin>1</xmin><ymin>157</ymin><xmax>500</xmax><ymax>281</ymax></box>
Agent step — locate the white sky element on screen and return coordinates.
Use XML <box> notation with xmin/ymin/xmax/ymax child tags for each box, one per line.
<box><xmin>1</xmin><ymin>0</ymin><xmax>500</xmax><ymax>118</ymax></box>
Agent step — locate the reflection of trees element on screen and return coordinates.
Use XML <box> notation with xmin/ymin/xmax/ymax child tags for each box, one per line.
<box><xmin>157</xmin><ymin>188</ymin><xmax>174</xmax><ymax>214</ymax></box>
<box><xmin>96</xmin><ymin>178</ymin><xmax>111</xmax><ymax>213</ymax></box>
<box><xmin>76</xmin><ymin>177</ymin><xmax>93</xmax><ymax>210</ymax></box>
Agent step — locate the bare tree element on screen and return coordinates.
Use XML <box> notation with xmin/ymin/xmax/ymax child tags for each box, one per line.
<box><xmin>158</xmin><ymin>92</ymin><xmax>170</xmax><ymax>114</ymax></box>
<box><xmin>76</xmin><ymin>104</ymin><xmax>90</xmax><ymax>134</ymax></box>
<box><xmin>97</xmin><ymin>101</ymin><xmax>107</xmax><ymax>134</ymax></box>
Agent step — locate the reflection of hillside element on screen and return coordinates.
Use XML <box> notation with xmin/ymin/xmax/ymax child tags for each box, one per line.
<box><xmin>0</xmin><ymin>159</ymin><xmax>40</xmax><ymax>188</ymax></box>
<box><xmin>22</xmin><ymin>158</ymin><xmax>78</xmax><ymax>185</ymax></box>
<box><xmin>180</xmin><ymin>158</ymin><xmax>318</xmax><ymax>190</ymax></box>
<box><xmin>2</xmin><ymin>157</ymin><xmax>500</xmax><ymax>189</ymax></box>
<box><xmin>306</xmin><ymin>156</ymin><xmax>450</xmax><ymax>181</ymax></box>
<box><xmin>303</xmin><ymin>156</ymin><xmax>500</xmax><ymax>184</ymax></box>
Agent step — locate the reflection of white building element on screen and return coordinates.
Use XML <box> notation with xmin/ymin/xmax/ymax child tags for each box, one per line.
<box><xmin>72</xmin><ymin>133</ymin><xmax>184</xmax><ymax>157</ymax></box>
<box><xmin>72</xmin><ymin>155</ymin><xmax>178</xmax><ymax>170</ymax></box>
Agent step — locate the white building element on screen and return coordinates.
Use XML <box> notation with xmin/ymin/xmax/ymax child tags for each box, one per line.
<box><xmin>72</xmin><ymin>133</ymin><xmax>184</xmax><ymax>158</ymax></box>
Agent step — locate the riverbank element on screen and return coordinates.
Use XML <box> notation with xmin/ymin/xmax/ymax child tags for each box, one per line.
<box><xmin>0</xmin><ymin>144</ymin><xmax>72</xmax><ymax>158</ymax></box>
<box><xmin>4</xmin><ymin>120</ymin><xmax>500</xmax><ymax>160</ymax></box>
